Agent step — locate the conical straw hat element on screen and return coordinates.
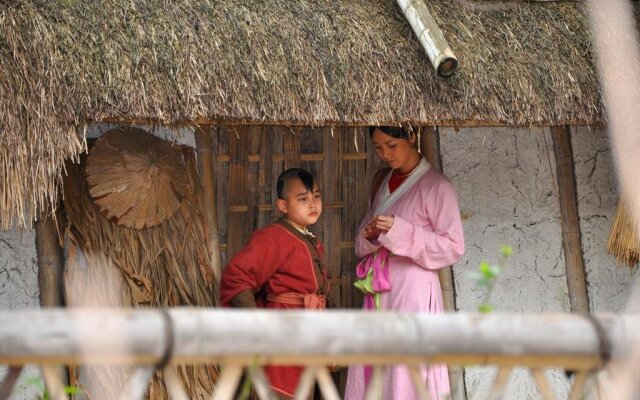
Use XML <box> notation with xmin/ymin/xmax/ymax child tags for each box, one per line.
<box><xmin>86</xmin><ymin>127</ymin><xmax>187</xmax><ymax>229</ymax></box>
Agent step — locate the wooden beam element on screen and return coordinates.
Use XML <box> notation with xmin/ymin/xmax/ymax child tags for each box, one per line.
<box><xmin>419</xmin><ymin>126</ymin><xmax>466</xmax><ymax>400</ymax></box>
<box><xmin>551</xmin><ymin>126</ymin><xmax>590</xmax><ymax>312</ymax></box>
<box><xmin>34</xmin><ymin>206</ymin><xmax>65</xmax><ymax>307</ymax></box>
<box><xmin>195</xmin><ymin>127</ymin><xmax>222</xmax><ymax>287</ymax></box>
<box><xmin>90</xmin><ymin>117</ymin><xmax>597</xmax><ymax>129</ymax></box>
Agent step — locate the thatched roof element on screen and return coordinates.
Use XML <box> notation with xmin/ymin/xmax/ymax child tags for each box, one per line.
<box><xmin>0</xmin><ymin>0</ymin><xmax>615</xmax><ymax>227</ymax></box>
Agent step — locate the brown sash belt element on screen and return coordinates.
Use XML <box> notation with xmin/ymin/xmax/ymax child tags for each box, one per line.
<box><xmin>267</xmin><ymin>292</ymin><xmax>326</xmax><ymax>310</ymax></box>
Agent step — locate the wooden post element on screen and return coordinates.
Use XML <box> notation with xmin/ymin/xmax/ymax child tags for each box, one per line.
<box><xmin>419</xmin><ymin>126</ymin><xmax>466</xmax><ymax>400</ymax></box>
<box><xmin>551</xmin><ymin>126</ymin><xmax>590</xmax><ymax>313</ymax></box>
<box><xmin>35</xmin><ymin>205</ymin><xmax>65</xmax><ymax>307</ymax></box>
<box><xmin>195</xmin><ymin>127</ymin><xmax>222</xmax><ymax>286</ymax></box>
<box><xmin>34</xmin><ymin>203</ymin><xmax>69</xmax><ymax>390</ymax></box>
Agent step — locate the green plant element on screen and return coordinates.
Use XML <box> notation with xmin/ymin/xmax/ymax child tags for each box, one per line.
<box><xmin>22</xmin><ymin>376</ymin><xmax>81</xmax><ymax>400</ymax></box>
<box><xmin>470</xmin><ymin>245</ymin><xmax>513</xmax><ymax>313</ymax></box>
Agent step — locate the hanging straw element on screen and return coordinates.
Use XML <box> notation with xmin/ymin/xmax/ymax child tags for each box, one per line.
<box><xmin>607</xmin><ymin>196</ymin><xmax>640</xmax><ymax>267</ymax></box>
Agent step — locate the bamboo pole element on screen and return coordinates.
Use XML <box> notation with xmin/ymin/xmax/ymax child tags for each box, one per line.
<box><xmin>419</xmin><ymin>126</ymin><xmax>466</xmax><ymax>400</ymax></box>
<box><xmin>34</xmin><ymin>202</ymin><xmax>71</xmax><ymax>395</ymax></box>
<box><xmin>551</xmin><ymin>126</ymin><xmax>590</xmax><ymax>313</ymax></box>
<box><xmin>1</xmin><ymin>309</ymin><xmax>637</xmax><ymax>369</ymax></box>
<box><xmin>195</xmin><ymin>127</ymin><xmax>222</xmax><ymax>286</ymax></box>
<box><xmin>396</xmin><ymin>0</ymin><xmax>458</xmax><ymax>77</ymax></box>
<box><xmin>34</xmin><ymin>205</ymin><xmax>65</xmax><ymax>307</ymax></box>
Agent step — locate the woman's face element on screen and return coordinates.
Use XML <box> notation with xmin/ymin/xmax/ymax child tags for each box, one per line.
<box><xmin>371</xmin><ymin>128</ymin><xmax>416</xmax><ymax>171</ymax></box>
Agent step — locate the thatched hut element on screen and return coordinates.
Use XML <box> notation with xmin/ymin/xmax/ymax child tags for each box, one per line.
<box><xmin>1</xmin><ymin>0</ymin><xmax>637</xmax><ymax>398</ymax></box>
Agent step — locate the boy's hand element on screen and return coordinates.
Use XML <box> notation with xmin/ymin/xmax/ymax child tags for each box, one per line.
<box><xmin>230</xmin><ymin>289</ymin><xmax>257</xmax><ymax>308</ymax></box>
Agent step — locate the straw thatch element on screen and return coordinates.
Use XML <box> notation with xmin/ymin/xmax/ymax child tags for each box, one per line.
<box><xmin>0</xmin><ymin>0</ymin><xmax>625</xmax><ymax>227</ymax></box>
<box><xmin>607</xmin><ymin>197</ymin><xmax>640</xmax><ymax>268</ymax></box>
<box><xmin>86</xmin><ymin>127</ymin><xmax>187</xmax><ymax>229</ymax></box>
<box><xmin>63</xmin><ymin>146</ymin><xmax>218</xmax><ymax>399</ymax></box>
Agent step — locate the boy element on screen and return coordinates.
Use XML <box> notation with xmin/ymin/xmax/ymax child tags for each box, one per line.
<box><xmin>220</xmin><ymin>168</ymin><xmax>328</xmax><ymax>398</ymax></box>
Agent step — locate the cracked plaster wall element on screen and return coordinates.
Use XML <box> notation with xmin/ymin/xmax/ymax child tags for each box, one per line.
<box><xmin>442</xmin><ymin>127</ymin><xmax>569</xmax><ymax>315</ymax></box>
<box><xmin>572</xmin><ymin>126</ymin><xmax>639</xmax><ymax>311</ymax></box>
<box><xmin>0</xmin><ymin>226</ymin><xmax>41</xmax><ymax>399</ymax></box>
<box><xmin>441</xmin><ymin>126</ymin><xmax>635</xmax><ymax>399</ymax></box>
<box><xmin>0</xmin><ymin>226</ymin><xmax>39</xmax><ymax>309</ymax></box>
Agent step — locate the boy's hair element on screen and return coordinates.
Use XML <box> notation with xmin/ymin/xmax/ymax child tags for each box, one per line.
<box><xmin>369</xmin><ymin>126</ymin><xmax>412</xmax><ymax>139</ymax></box>
<box><xmin>276</xmin><ymin>168</ymin><xmax>315</xmax><ymax>199</ymax></box>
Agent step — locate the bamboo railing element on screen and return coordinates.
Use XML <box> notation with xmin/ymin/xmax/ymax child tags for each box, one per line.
<box><xmin>1</xmin><ymin>309</ymin><xmax>639</xmax><ymax>400</ymax></box>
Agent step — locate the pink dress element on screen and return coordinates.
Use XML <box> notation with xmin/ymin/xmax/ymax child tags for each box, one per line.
<box><xmin>345</xmin><ymin>159</ymin><xmax>465</xmax><ymax>400</ymax></box>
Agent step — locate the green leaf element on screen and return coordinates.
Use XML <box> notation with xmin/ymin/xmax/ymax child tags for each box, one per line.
<box><xmin>479</xmin><ymin>261</ymin><xmax>490</xmax><ymax>274</ymax></box>
<box><xmin>478</xmin><ymin>304</ymin><xmax>494</xmax><ymax>313</ymax></box>
<box><xmin>500</xmin><ymin>245</ymin><xmax>513</xmax><ymax>258</ymax></box>
<box><xmin>64</xmin><ymin>386</ymin><xmax>81</xmax><ymax>395</ymax></box>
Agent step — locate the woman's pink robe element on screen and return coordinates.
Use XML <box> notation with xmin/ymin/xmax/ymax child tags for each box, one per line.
<box><xmin>345</xmin><ymin>165</ymin><xmax>465</xmax><ymax>400</ymax></box>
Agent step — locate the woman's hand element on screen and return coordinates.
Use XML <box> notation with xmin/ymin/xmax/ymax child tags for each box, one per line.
<box><xmin>364</xmin><ymin>215</ymin><xmax>395</xmax><ymax>240</ymax></box>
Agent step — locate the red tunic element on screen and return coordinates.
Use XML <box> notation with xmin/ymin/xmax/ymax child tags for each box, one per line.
<box><xmin>220</xmin><ymin>219</ymin><xmax>327</xmax><ymax>397</ymax></box>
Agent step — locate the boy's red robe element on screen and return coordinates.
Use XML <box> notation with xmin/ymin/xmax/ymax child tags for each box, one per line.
<box><xmin>220</xmin><ymin>219</ymin><xmax>328</xmax><ymax>398</ymax></box>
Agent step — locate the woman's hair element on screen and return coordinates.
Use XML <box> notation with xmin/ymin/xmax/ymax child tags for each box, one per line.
<box><xmin>369</xmin><ymin>126</ymin><xmax>412</xmax><ymax>140</ymax></box>
<box><xmin>276</xmin><ymin>168</ymin><xmax>315</xmax><ymax>199</ymax></box>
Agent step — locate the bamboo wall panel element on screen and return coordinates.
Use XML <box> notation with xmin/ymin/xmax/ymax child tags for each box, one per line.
<box><xmin>212</xmin><ymin>127</ymin><xmax>229</xmax><ymax>263</ymax></box>
<box><xmin>227</xmin><ymin>127</ymin><xmax>250</xmax><ymax>259</ymax></box>
<box><xmin>213</xmin><ymin>126</ymin><xmax>383</xmax><ymax>310</ymax></box>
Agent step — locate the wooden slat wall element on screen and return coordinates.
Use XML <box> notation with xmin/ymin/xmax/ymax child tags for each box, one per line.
<box><xmin>209</xmin><ymin>126</ymin><xmax>383</xmax><ymax>309</ymax></box>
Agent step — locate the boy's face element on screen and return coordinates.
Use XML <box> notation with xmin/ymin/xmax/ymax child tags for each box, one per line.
<box><xmin>276</xmin><ymin>178</ymin><xmax>322</xmax><ymax>229</ymax></box>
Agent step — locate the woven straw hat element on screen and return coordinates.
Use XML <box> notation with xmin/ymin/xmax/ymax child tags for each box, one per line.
<box><xmin>86</xmin><ymin>127</ymin><xmax>187</xmax><ymax>229</ymax></box>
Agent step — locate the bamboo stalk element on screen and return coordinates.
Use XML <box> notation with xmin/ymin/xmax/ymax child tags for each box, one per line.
<box><xmin>41</xmin><ymin>365</ymin><xmax>68</xmax><ymax>400</ymax></box>
<box><xmin>211</xmin><ymin>365</ymin><xmax>243</xmax><ymax>400</ymax></box>
<box><xmin>293</xmin><ymin>367</ymin><xmax>316</xmax><ymax>400</ymax></box>
<box><xmin>117</xmin><ymin>367</ymin><xmax>155</xmax><ymax>400</ymax></box>
<box><xmin>530</xmin><ymin>369</ymin><xmax>553</xmax><ymax>400</ymax></box>
<box><xmin>163</xmin><ymin>367</ymin><xmax>189</xmax><ymax>400</ymax></box>
<box><xmin>396</xmin><ymin>0</ymin><xmax>458</xmax><ymax>77</ymax></box>
<box><xmin>486</xmin><ymin>367</ymin><xmax>511</xmax><ymax>400</ymax></box>
<box><xmin>551</xmin><ymin>126</ymin><xmax>590</xmax><ymax>312</ymax></box>
<box><xmin>408</xmin><ymin>366</ymin><xmax>432</xmax><ymax>400</ymax></box>
<box><xmin>364</xmin><ymin>367</ymin><xmax>384</xmax><ymax>400</ymax></box>
<box><xmin>568</xmin><ymin>370</ymin><xmax>590</xmax><ymax>400</ymax></box>
<box><xmin>1</xmin><ymin>310</ymin><xmax>638</xmax><ymax>369</ymax></box>
<box><xmin>315</xmin><ymin>367</ymin><xmax>341</xmax><ymax>400</ymax></box>
<box><xmin>35</xmin><ymin>205</ymin><xmax>65</xmax><ymax>308</ymax></box>
<box><xmin>247</xmin><ymin>366</ymin><xmax>278</xmax><ymax>400</ymax></box>
<box><xmin>195</xmin><ymin>127</ymin><xmax>222</xmax><ymax>286</ymax></box>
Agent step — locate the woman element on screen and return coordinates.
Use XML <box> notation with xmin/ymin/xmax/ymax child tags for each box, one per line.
<box><xmin>345</xmin><ymin>126</ymin><xmax>465</xmax><ymax>400</ymax></box>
